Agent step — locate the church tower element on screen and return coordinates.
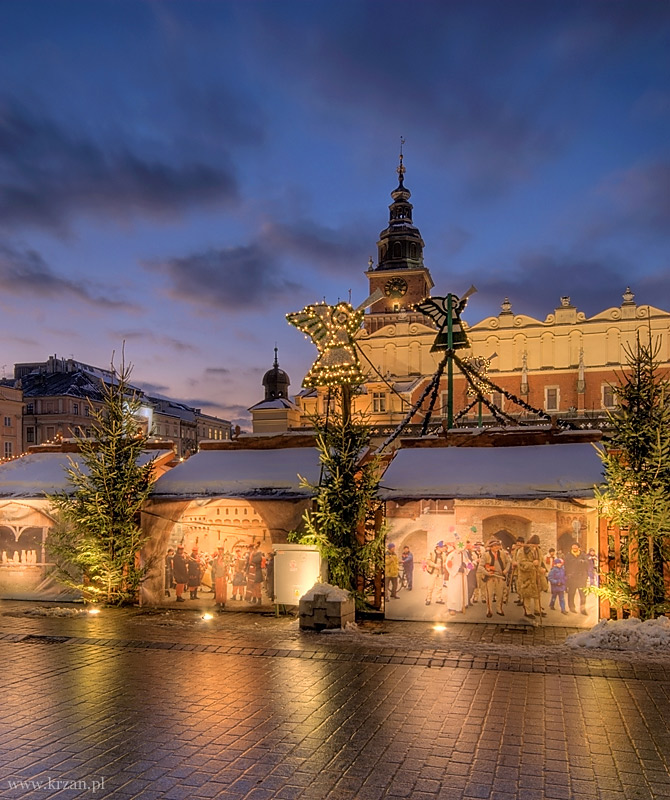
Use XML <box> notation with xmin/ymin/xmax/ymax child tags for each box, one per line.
<box><xmin>249</xmin><ymin>348</ymin><xmax>301</xmax><ymax>433</ymax></box>
<box><xmin>364</xmin><ymin>146</ymin><xmax>434</xmax><ymax>333</ymax></box>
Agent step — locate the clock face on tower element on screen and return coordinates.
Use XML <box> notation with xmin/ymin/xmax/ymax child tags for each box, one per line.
<box><xmin>384</xmin><ymin>277</ymin><xmax>408</xmax><ymax>298</ymax></box>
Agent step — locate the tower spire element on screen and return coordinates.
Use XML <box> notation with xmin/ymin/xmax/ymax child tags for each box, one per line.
<box><xmin>397</xmin><ymin>136</ymin><xmax>406</xmax><ymax>186</ymax></box>
<box><xmin>372</xmin><ymin>141</ymin><xmax>425</xmax><ymax>272</ymax></box>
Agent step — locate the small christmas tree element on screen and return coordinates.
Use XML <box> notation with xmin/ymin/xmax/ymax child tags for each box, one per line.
<box><xmin>290</xmin><ymin>387</ymin><xmax>386</xmax><ymax>605</ymax></box>
<box><xmin>47</xmin><ymin>356</ymin><xmax>157</xmax><ymax>605</ymax></box>
<box><xmin>596</xmin><ymin>334</ymin><xmax>670</xmax><ymax>619</ymax></box>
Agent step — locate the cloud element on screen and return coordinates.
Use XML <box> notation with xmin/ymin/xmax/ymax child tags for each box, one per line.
<box><xmin>249</xmin><ymin>2</ymin><xmax>668</xmax><ymax>198</ymax></box>
<box><xmin>111</xmin><ymin>329</ymin><xmax>197</xmax><ymax>353</ymax></box>
<box><xmin>260</xmin><ymin>219</ymin><xmax>370</xmax><ymax>276</ymax></box>
<box><xmin>468</xmin><ymin>248</ymin><xmax>643</xmax><ymax>320</ymax></box>
<box><xmin>204</xmin><ymin>367</ymin><xmax>231</xmax><ymax>376</ymax></box>
<box><xmin>146</xmin><ymin>244</ymin><xmax>302</xmax><ymax>310</ymax></box>
<box><xmin>0</xmin><ymin>240</ymin><xmax>138</xmax><ymax>309</ymax></box>
<box><xmin>134</xmin><ymin>381</ymin><xmax>171</xmax><ymax>396</ymax></box>
<box><xmin>0</xmin><ymin>99</ymin><xmax>238</xmax><ymax>232</ymax></box>
<box><xmin>585</xmin><ymin>161</ymin><xmax>670</xmax><ymax>241</ymax></box>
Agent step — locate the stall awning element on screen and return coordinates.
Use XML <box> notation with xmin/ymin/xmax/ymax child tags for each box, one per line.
<box><xmin>0</xmin><ymin>450</ymin><xmax>174</xmax><ymax>498</ymax></box>
<box><xmin>378</xmin><ymin>443</ymin><xmax>603</xmax><ymax>500</ymax></box>
<box><xmin>151</xmin><ymin>447</ymin><xmax>321</xmax><ymax>499</ymax></box>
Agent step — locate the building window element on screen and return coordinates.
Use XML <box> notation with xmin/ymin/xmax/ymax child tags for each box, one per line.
<box><xmin>372</xmin><ymin>392</ymin><xmax>387</xmax><ymax>413</ymax></box>
<box><xmin>84</xmin><ymin>407</ymin><xmax>90</xmax><ymax>417</ymax></box>
<box><xmin>545</xmin><ymin>386</ymin><xmax>560</xmax><ymax>412</ymax></box>
<box><xmin>26</xmin><ymin>403</ymin><xmax>34</xmax><ymax>414</ymax></box>
<box><xmin>26</xmin><ymin>427</ymin><xmax>35</xmax><ymax>443</ymax></box>
<box><xmin>490</xmin><ymin>392</ymin><xmax>504</xmax><ymax>411</ymax></box>
<box><xmin>3</xmin><ymin>416</ymin><xmax>11</xmax><ymax>427</ymax></box>
<box><xmin>4</xmin><ymin>442</ymin><xmax>12</xmax><ymax>459</ymax></box>
<box><xmin>602</xmin><ymin>384</ymin><xmax>616</xmax><ymax>410</ymax></box>
<box><xmin>73</xmin><ymin>403</ymin><xmax>79</xmax><ymax>415</ymax></box>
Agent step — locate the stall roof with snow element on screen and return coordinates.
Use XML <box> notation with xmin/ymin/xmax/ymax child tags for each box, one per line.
<box><xmin>0</xmin><ymin>450</ymin><xmax>174</xmax><ymax>498</ymax></box>
<box><xmin>378</xmin><ymin>443</ymin><xmax>603</xmax><ymax>500</ymax></box>
<box><xmin>151</xmin><ymin>447</ymin><xmax>322</xmax><ymax>499</ymax></box>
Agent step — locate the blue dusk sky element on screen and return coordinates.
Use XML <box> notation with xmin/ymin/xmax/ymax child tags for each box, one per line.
<box><xmin>1</xmin><ymin>1</ymin><xmax>669</xmax><ymax>428</ymax></box>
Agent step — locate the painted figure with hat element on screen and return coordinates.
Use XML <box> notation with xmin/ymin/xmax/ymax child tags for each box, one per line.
<box><xmin>187</xmin><ymin>547</ymin><xmax>202</xmax><ymax>600</ymax></box>
<box><xmin>424</xmin><ymin>540</ymin><xmax>446</xmax><ymax>606</ymax></box>
<box><xmin>444</xmin><ymin>540</ymin><xmax>473</xmax><ymax>616</ymax></box>
<box><xmin>515</xmin><ymin>534</ymin><xmax>548</xmax><ymax>620</ymax></box>
<box><xmin>477</xmin><ymin>539</ymin><xmax>511</xmax><ymax>618</ymax></box>
<box><xmin>210</xmin><ymin>545</ymin><xmax>231</xmax><ymax>611</ymax></box>
<box><xmin>172</xmin><ymin>544</ymin><xmax>188</xmax><ymax>602</ymax></box>
<box><xmin>385</xmin><ymin>542</ymin><xmax>399</xmax><ymax>601</ymax></box>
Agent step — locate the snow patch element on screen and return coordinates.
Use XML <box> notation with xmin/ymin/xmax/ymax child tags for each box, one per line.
<box><xmin>301</xmin><ymin>582</ymin><xmax>351</xmax><ymax>602</ymax></box>
<box><xmin>566</xmin><ymin>616</ymin><xmax>670</xmax><ymax>651</ymax></box>
<box><xmin>20</xmin><ymin>606</ymin><xmax>89</xmax><ymax>618</ymax></box>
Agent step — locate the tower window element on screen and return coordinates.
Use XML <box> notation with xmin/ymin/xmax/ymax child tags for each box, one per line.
<box><xmin>393</xmin><ymin>242</ymin><xmax>402</xmax><ymax>258</ymax></box>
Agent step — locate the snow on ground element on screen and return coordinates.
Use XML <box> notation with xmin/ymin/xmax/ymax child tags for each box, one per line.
<box><xmin>566</xmin><ymin>616</ymin><xmax>670</xmax><ymax>651</ymax></box>
<box><xmin>17</xmin><ymin>606</ymin><xmax>90</xmax><ymax>618</ymax></box>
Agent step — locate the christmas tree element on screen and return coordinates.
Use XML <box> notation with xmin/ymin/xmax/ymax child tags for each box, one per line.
<box><xmin>47</xmin><ymin>356</ymin><xmax>157</xmax><ymax>605</ymax></box>
<box><xmin>290</xmin><ymin>387</ymin><xmax>386</xmax><ymax>606</ymax></box>
<box><xmin>597</xmin><ymin>334</ymin><xmax>670</xmax><ymax>619</ymax></box>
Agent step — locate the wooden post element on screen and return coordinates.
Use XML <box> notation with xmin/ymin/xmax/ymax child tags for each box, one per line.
<box><xmin>598</xmin><ymin>516</ymin><xmax>610</xmax><ymax>621</ymax></box>
<box><xmin>447</xmin><ymin>293</ymin><xmax>454</xmax><ymax>429</ymax></box>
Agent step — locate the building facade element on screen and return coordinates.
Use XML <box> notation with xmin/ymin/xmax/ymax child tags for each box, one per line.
<box><xmin>0</xmin><ymin>383</ymin><xmax>23</xmax><ymax>460</ymax></box>
<box><xmin>13</xmin><ymin>355</ymin><xmax>231</xmax><ymax>458</ymax></box>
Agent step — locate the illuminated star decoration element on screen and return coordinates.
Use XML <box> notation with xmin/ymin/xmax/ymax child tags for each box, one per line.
<box><xmin>287</xmin><ymin>289</ymin><xmax>383</xmax><ymax>388</ymax></box>
<box><xmin>414</xmin><ymin>286</ymin><xmax>476</xmax><ymax>353</ymax></box>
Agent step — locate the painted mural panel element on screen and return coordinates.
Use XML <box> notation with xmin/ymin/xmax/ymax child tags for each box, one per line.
<box><xmin>384</xmin><ymin>497</ymin><xmax>598</xmax><ymax>627</ymax></box>
<box><xmin>141</xmin><ymin>496</ymin><xmax>311</xmax><ymax>609</ymax></box>
<box><xmin>0</xmin><ymin>500</ymin><xmax>76</xmax><ymax>600</ymax></box>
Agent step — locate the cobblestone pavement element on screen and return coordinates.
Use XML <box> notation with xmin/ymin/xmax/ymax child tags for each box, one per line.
<box><xmin>1</xmin><ymin>601</ymin><xmax>669</xmax><ymax>800</ymax></box>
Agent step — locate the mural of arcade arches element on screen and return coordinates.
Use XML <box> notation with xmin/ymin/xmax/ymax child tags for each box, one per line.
<box><xmin>140</xmin><ymin>495</ymin><xmax>312</xmax><ymax>607</ymax></box>
<box><xmin>0</xmin><ymin>501</ymin><xmax>75</xmax><ymax>600</ymax></box>
<box><xmin>482</xmin><ymin>514</ymin><xmax>532</xmax><ymax>550</ymax></box>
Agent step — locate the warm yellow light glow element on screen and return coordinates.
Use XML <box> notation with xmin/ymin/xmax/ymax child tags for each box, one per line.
<box><xmin>201</xmin><ymin>613</ymin><xmax>214</xmax><ymax>621</ymax></box>
<box><xmin>433</xmin><ymin>624</ymin><xmax>447</xmax><ymax>631</ymax></box>
<box><xmin>88</xmin><ymin>608</ymin><xmax>101</xmax><ymax>615</ymax></box>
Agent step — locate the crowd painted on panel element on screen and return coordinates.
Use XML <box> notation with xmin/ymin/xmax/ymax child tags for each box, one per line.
<box><xmin>164</xmin><ymin>541</ymin><xmax>274</xmax><ymax>610</ymax></box>
<box><xmin>385</xmin><ymin>536</ymin><xmax>597</xmax><ymax>620</ymax></box>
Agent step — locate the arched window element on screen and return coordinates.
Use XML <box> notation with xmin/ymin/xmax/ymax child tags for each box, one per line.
<box><xmin>393</xmin><ymin>242</ymin><xmax>402</xmax><ymax>259</ymax></box>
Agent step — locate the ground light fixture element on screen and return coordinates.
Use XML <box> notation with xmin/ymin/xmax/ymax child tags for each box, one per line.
<box><xmin>433</xmin><ymin>624</ymin><xmax>447</xmax><ymax>632</ymax></box>
<box><xmin>201</xmin><ymin>613</ymin><xmax>214</xmax><ymax>621</ymax></box>
<box><xmin>88</xmin><ymin>608</ymin><xmax>101</xmax><ymax>615</ymax></box>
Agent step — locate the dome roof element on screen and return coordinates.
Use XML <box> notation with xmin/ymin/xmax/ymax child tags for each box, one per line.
<box><xmin>262</xmin><ymin>348</ymin><xmax>290</xmax><ymax>401</ymax></box>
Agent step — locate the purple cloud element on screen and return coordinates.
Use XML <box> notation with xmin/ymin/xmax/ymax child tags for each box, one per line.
<box><xmin>0</xmin><ymin>240</ymin><xmax>138</xmax><ymax>310</ymax></box>
<box><xmin>0</xmin><ymin>99</ymin><xmax>238</xmax><ymax>232</ymax></box>
<box><xmin>146</xmin><ymin>244</ymin><xmax>301</xmax><ymax>310</ymax></box>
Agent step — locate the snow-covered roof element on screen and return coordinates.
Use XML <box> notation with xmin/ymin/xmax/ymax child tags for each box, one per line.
<box><xmin>378</xmin><ymin>443</ymin><xmax>603</xmax><ymax>500</ymax></box>
<box><xmin>151</xmin><ymin>447</ymin><xmax>321</xmax><ymax>499</ymax></box>
<box><xmin>248</xmin><ymin>398</ymin><xmax>299</xmax><ymax>411</ymax></box>
<box><xmin>0</xmin><ymin>451</ymin><xmax>172</xmax><ymax>498</ymax></box>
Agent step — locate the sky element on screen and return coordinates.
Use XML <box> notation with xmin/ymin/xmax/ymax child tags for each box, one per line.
<box><xmin>1</xmin><ymin>1</ymin><xmax>669</xmax><ymax>429</ymax></box>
